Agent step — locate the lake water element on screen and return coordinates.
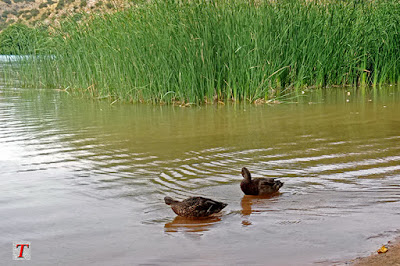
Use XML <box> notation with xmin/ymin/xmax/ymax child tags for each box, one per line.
<box><xmin>0</xmin><ymin>80</ymin><xmax>399</xmax><ymax>265</ymax></box>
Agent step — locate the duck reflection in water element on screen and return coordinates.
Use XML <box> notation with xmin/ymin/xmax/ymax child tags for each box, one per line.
<box><xmin>164</xmin><ymin>215</ymin><xmax>222</xmax><ymax>234</ymax></box>
<box><xmin>241</xmin><ymin>194</ymin><xmax>281</xmax><ymax>226</ymax></box>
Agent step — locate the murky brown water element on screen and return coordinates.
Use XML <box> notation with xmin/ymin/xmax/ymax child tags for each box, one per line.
<box><xmin>0</xmin><ymin>78</ymin><xmax>400</xmax><ymax>265</ymax></box>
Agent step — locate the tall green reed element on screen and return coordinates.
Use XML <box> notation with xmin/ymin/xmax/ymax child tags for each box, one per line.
<box><xmin>7</xmin><ymin>0</ymin><xmax>400</xmax><ymax>104</ymax></box>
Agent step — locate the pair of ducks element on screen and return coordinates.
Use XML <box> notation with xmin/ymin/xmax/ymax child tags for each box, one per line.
<box><xmin>164</xmin><ymin>167</ymin><xmax>284</xmax><ymax>218</ymax></box>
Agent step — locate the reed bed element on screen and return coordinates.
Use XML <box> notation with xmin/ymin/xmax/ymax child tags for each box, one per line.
<box><xmin>9</xmin><ymin>0</ymin><xmax>400</xmax><ymax>104</ymax></box>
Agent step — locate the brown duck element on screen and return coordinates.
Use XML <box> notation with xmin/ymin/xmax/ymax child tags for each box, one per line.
<box><xmin>164</xmin><ymin>196</ymin><xmax>227</xmax><ymax>218</ymax></box>
<box><xmin>240</xmin><ymin>167</ymin><xmax>284</xmax><ymax>195</ymax></box>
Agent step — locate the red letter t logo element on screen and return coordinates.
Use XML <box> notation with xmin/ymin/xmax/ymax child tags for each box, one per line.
<box><xmin>16</xmin><ymin>244</ymin><xmax>30</xmax><ymax>258</ymax></box>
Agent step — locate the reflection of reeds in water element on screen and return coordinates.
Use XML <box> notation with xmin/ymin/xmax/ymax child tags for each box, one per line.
<box><xmin>164</xmin><ymin>216</ymin><xmax>221</xmax><ymax>234</ymax></box>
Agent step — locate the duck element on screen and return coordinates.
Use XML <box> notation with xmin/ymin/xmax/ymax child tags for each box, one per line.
<box><xmin>240</xmin><ymin>167</ymin><xmax>284</xmax><ymax>195</ymax></box>
<box><xmin>164</xmin><ymin>196</ymin><xmax>227</xmax><ymax>218</ymax></box>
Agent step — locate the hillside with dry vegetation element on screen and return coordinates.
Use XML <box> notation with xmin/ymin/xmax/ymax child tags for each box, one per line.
<box><xmin>0</xmin><ymin>0</ymin><xmax>129</xmax><ymax>30</ymax></box>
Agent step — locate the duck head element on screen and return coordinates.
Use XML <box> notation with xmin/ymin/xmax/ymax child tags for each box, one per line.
<box><xmin>241</xmin><ymin>167</ymin><xmax>252</xmax><ymax>181</ymax></box>
<box><xmin>164</xmin><ymin>196</ymin><xmax>179</xmax><ymax>205</ymax></box>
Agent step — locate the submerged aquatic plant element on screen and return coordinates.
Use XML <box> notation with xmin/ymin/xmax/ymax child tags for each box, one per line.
<box><xmin>4</xmin><ymin>0</ymin><xmax>400</xmax><ymax>104</ymax></box>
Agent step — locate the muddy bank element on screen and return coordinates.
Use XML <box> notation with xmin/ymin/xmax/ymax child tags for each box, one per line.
<box><xmin>352</xmin><ymin>237</ymin><xmax>400</xmax><ymax>266</ymax></box>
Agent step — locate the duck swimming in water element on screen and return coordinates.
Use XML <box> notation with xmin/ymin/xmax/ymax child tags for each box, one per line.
<box><xmin>164</xmin><ymin>196</ymin><xmax>227</xmax><ymax>218</ymax></box>
<box><xmin>240</xmin><ymin>167</ymin><xmax>284</xmax><ymax>195</ymax></box>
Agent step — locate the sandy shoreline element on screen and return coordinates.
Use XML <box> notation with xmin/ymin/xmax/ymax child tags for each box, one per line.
<box><xmin>351</xmin><ymin>237</ymin><xmax>400</xmax><ymax>265</ymax></box>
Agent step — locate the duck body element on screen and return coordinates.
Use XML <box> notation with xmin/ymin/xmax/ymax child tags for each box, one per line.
<box><xmin>164</xmin><ymin>196</ymin><xmax>227</xmax><ymax>218</ymax></box>
<box><xmin>240</xmin><ymin>167</ymin><xmax>283</xmax><ymax>195</ymax></box>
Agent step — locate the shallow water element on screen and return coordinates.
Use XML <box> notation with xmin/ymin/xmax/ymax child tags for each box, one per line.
<box><xmin>0</xmin><ymin>84</ymin><xmax>399</xmax><ymax>265</ymax></box>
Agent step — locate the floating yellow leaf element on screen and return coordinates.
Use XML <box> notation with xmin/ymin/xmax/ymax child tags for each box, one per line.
<box><xmin>377</xmin><ymin>245</ymin><xmax>388</xmax><ymax>254</ymax></box>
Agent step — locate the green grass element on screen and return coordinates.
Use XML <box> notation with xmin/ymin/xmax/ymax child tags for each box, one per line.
<box><xmin>0</xmin><ymin>23</ymin><xmax>50</xmax><ymax>55</ymax></box>
<box><xmin>4</xmin><ymin>0</ymin><xmax>400</xmax><ymax>104</ymax></box>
